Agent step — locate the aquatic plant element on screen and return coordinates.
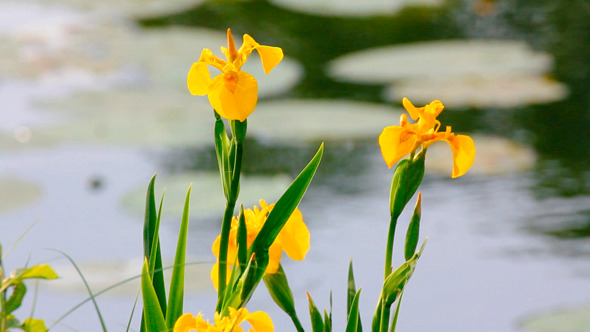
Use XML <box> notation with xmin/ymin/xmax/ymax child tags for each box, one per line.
<box><xmin>139</xmin><ymin>29</ymin><xmax>475</xmax><ymax>332</ymax></box>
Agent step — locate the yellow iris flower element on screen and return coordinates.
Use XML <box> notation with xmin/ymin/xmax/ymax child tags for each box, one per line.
<box><xmin>211</xmin><ymin>200</ymin><xmax>310</xmax><ymax>289</ymax></box>
<box><xmin>379</xmin><ymin>98</ymin><xmax>476</xmax><ymax>178</ymax></box>
<box><xmin>187</xmin><ymin>29</ymin><xmax>284</xmax><ymax>122</ymax></box>
<box><xmin>174</xmin><ymin>307</ymin><xmax>273</xmax><ymax>332</ymax></box>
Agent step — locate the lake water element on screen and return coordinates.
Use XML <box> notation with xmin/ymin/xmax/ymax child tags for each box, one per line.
<box><xmin>1</xmin><ymin>0</ymin><xmax>589</xmax><ymax>331</ymax></box>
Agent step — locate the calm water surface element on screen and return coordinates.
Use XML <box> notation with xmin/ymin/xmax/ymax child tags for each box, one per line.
<box><xmin>1</xmin><ymin>0</ymin><xmax>589</xmax><ymax>331</ymax></box>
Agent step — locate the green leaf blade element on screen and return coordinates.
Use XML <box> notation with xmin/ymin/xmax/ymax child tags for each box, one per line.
<box><xmin>141</xmin><ymin>259</ymin><xmax>167</xmax><ymax>332</ymax></box>
<box><xmin>166</xmin><ymin>185</ymin><xmax>192</xmax><ymax>329</ymax></box>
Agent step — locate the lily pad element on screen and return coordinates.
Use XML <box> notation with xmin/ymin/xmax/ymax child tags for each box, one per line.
<box><xmin>47</xmin><ymin>258</ymin><xmax>213</xmax><ymax>296</ymax></box>
<box><xmin>0</xmin><ymin>176</ymin><xmax>42</xmax><ymax>213</ymax></box>
<box><xmin>0</xmin><ymin>14</ymin><xmax>302</xmax><ymax>97</ymax></box>
<box><xmin>385</xmin><ymin>75</ymin><xmax>568</xmax><ymax>109</ymax></box>
<box><xmin>268</xmin><ymin>0</ymin><xmax>442</xmax><ymax>17</ymax></box>
<box><xmin>119</xmin><ymin>26</ymin><xmax>303</xmax><ymax>97</ymax></box>
<box><xmin>329</xmin><ymin>40</ymin><xmax>553</xmax><ymax>83</ymax></box>
<box><xmin>328</xmin><ymin>39</ymin><xmax>566</xmax><ymax>108</ymax></box>
<box><xmin>36</xmin><ymin>0</ymin><xmax>205</xmax><ymax>19</ymax></box>
<box><xmin>33</xmin><ymin>89</ymin><xmax>215</xmax><ymax>147</ymax></box>
<box><xmin>248</xmin><ymin>99</ymin><xmax>402</xmax><ymax>143</ymax></box>
<box><xmin>0</xmin><ymin>2</ymin><xmax>136</xmax><ymax>79</ymax></box>
<box><xmin>521</xmin><ymin>306</ymin><xmax>590</xmax><ymax>332</ymax></box>
<box><xmin>120</xmin><ymin>172</ymin><xmax>293</xmax><ymax>219</ymax></box>
<box><xmin>424</xmin><ymin>135</ymin><xmax>536</xmax><ymax>176</ymax></box>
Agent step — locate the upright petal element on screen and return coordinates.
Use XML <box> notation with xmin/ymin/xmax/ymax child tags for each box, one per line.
<box><xmin>446</xmin><ymin>134</ymin><xmax>476</xmax><ymax>178</ymax></box>
<box><xmin>255</xmin><ymin>45</ymin><xmax>284</xmax><ymax>74</ymax></box>
<box><xmin>402</xmin><ymin>97</ymin><xmax>421</xmax><ymax>121</ymax></box>
<box><xmin>208</xmin><ymin>71</ymin><xmax>258</xmax><ymax>121</ymax></box>
<box><xmin>245</xmin><ymin>311</ymin><xmax>274</xmax><ymax>332</ymax></box>
<box><xmin>187</xmin><ymin>62</ymin><xmax>212</xmax><ymax>96</ymax></box>
<box><xmin>278</xmin><ymin>209</ymin><xmax>310</xmax><ymax>261</ymax></box>
<box><xmin>379</xmin><ymin>126</ymin><xmax>417</xmax><ymax>168</ymax></box>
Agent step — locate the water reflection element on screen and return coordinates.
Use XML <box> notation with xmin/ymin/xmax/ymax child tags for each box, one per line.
<box><xmin>1</xmin><ymin>0</ymin><xmax>590</xmax><ymax>330</ymax></box>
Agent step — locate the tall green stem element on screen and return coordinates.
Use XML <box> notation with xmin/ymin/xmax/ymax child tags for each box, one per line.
<box><xmin>383</xmin><ymin>214</ymin><xmax>398</xmax><ymax>279</ymax></box>
<box><xmin>216</xmin><ymin>119</ymin><xmax>246</xmax><ymax>311</ymax></box>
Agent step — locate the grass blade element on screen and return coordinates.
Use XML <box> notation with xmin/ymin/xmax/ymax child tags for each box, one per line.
<box><xmin>49</xmin><ymin>249</ymin><xmax>107</xmax><ymax>332</ymax></box>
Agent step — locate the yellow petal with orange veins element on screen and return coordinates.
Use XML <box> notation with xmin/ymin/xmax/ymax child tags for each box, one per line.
<box><xmin>187</xmin><ymin>62</ymin><xmax>211</xmax><ymax>96</ymax></box>
<box><xmin>402</xmin><ymin>97</ymin><xmax>421</xmax><ymax>121</ymax></box>
<box><xmin>446</xmin><ymin>134</ymin><xmax>476</xmax><ymax>178</ymax></box>
<box><xmin>279</xmin><ymin>209</ymin><xmax>310</xmax><ymax>261</ymax></box>
<box><xmin>208</xmin><ymin>71</ymin><xmax>258</xmax><ymax>121</ymax></box>
<box><xmin>173</xmin><ymin>313</ymin><xmax>198</xmax><ymax>332</ymax></box>
<box><xmin>379</xmin><ymin>126</ymin><xmax>417</xmax><ymax>168</ymax></box>
<box><xmin>245</xmin><ymin>311</ymin><xmax>274</xmax><ymax>332</ymax></box>
<box><xmin>256</xmin><ymin>45</ymin><xmax>284</xmax><ymax>74</ymax></box>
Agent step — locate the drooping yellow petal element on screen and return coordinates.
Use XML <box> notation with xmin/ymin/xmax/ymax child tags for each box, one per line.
<box><xmin>378</xmin><ymin>125</ymin><xmax>417</xmax><ymax>168</ymax></box>
<box><xmin>277</xmin><ymin>209</ymin><xmax>310</xmax><ymax>261</ymax></box>
<box><xmin>255</xmin><ymin>45</ymin><xmax>284</xmax><ymax>74</ymax></box>
<box><xmin>207</xmin><ymin>71</ymin><xmax>258</xmax><ymax>122</ymax></box>
<box><xmin>446</xmin><ymin>134</ymin><xmax>476</xmax><ymax>178</ymax></box>
<box><xmin>266</xmin><ymin>242</ymin><xmax>284</xmax><ymax>274</ymax></box>
<box><xmin>245</xmin><ymin>311</ymin><xmax>274</xmax><ymax>332</ymax></box>
<box><xmin>187</xmin><ymin>62</ymin><xmax>211</xmax><ymax>96</ymax></box>
<box><xmin>174</xmin><ymin>313</ymin><xmax>199</xmax><ymax>332</ymax></box>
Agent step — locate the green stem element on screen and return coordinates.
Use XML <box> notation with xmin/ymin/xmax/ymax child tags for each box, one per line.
<box><xmin>216</xmin><ymin>198</ymin><xmax>237</xmax><ymax>311</ymax></box>
<box><xmin>384</xmin><ymin>214</ymin><xmax>398</xmax><ymax>279</ymax></box>
<box><xmin>216</xmin><ymin>120</ymin><xmax>245</xmax><ymax>312</ymax></box>
<box><xmin>379</xmin><ymin>300</ymin><xmax>391</xmax><ymax>332</ymax></box>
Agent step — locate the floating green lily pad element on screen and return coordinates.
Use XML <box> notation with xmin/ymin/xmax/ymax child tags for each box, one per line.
<box><xmin>248</xmin><ymin>99</ymin><xmax>402</xmax><ymax>143</ymax></box>
<box><xmin>0</xmin><ymin>176</ymin><xmax>41</xmax><ymax>213</ymax></box>
<box><xmin>521</xmin><ymin>306</ymin><xmax>590</xmax><ymax>332</ymax></box>
<box><xmin>47</xmin><ymin>258</ymin><xmax>213</xmax><ymax>296</ymax></box>
<box><xmin>268</xmin><ymin>0</ymin><xmax>442</xmax><ymax>17</ymax></box>
<box><xmin>33</xmin><ymin>89</ymin><xmax>215</xmax><ymax>147</ymax></box>
<box><xmin>424</xmin><ymin>135</ymin><xmax>536</xmax><ymax>176</ymax></box>
<box><xmin>328</xmin><ymin>40</ymin><xmax>566</xmax><ymax>108</ymax></box>
<box><xmin>120</xmin><ymin>172</ymin><xmax>293</xmax><ymax>219</ymax></box>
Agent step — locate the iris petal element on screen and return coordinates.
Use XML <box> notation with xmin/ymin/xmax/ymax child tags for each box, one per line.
<box><xmin>402</xmin><ymin>97</ymin><xmax>421</xmax><ymax>121</ymax></box>
<box><xmin>187</xmin><ymin>62</ymin><xmax>211</xmax><ymax>96</ymax></box>
<box><xmin>256</xmin><ymin>45</ymin><xmax>284</xmax><ymax>74</ymax></box>
<box><xmin>446</xmin><ymin>134</ymin><xmax>476</xmax><ymax>178</ymax></box>
<box><xmin>379</xmin><ymin>126</ymin><xmax>417</xmax><ymax>168</ymax></box>
<box><xmin>208</xmin><ymin>71</ymin><xmax>258</xmax><ymax>121</ymax></box>
<box><xmin>245</xmin><ymin>311</ymin><xmax>274</xmax><ymax>332</ymax></box>
<box><xmin>278</xmin><ymin>209</ymin><xmax>310</xmax><ymax>261</ymax></box>
<box><xmin>173</xmin><ymin>313</ymin><xmax>198</xmax><ymax>332</ymax></box>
